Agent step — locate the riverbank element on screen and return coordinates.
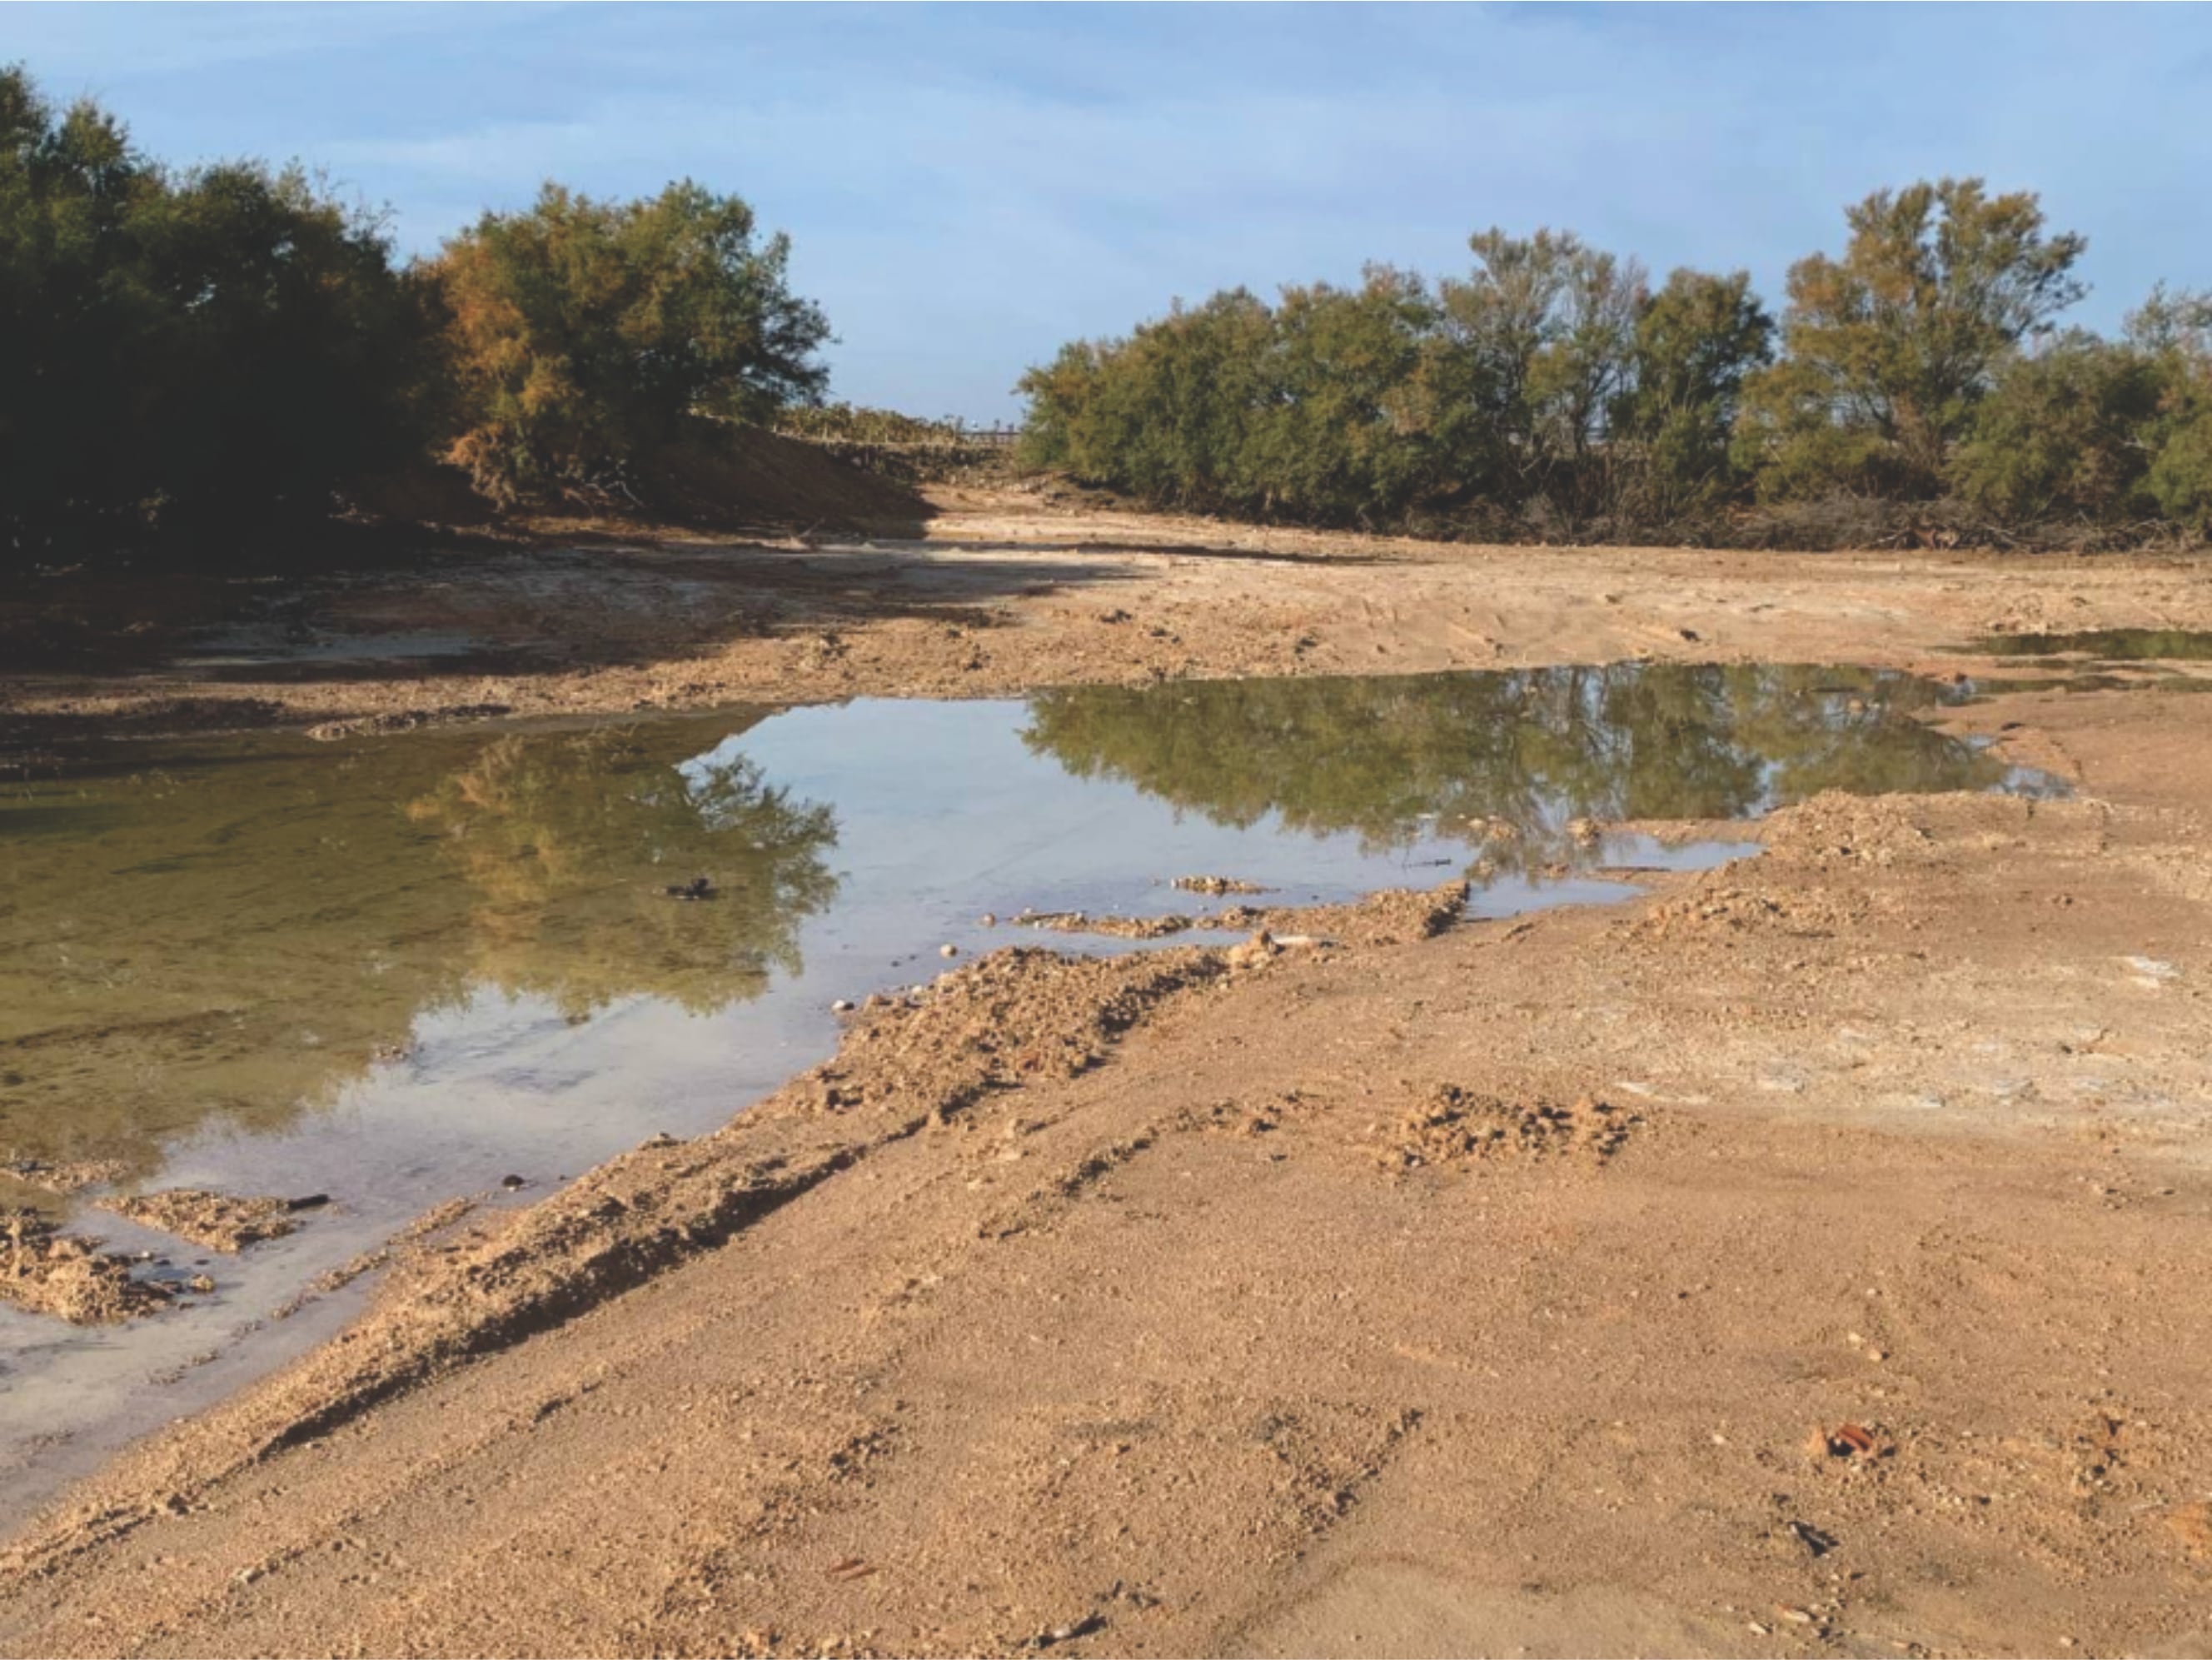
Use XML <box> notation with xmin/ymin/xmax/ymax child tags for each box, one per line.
<box><xmin>7</xmin><ymin>481</ymin><xmax>2212</xmax><ymax>756</ymax></box>
<box><xmin>3</xmin><ymin>504</ymin><xmax>2211</xmax><ymax>1656</ymax></box>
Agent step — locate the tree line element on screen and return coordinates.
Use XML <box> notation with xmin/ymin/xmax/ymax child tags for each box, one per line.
<box><xmin>11</xmin><ymin>60</ymin><xmax>2211</xmax><ymax>562</ymax></box>
<box><xmin>0</xmin><ymin>65</ymin><xmax>830</xmax><ymax>561</ymax></box>
<box><xmin>1018</xmin><ymin>182</ymin><xmax>2212</xmax><ymax>548</ymax></box>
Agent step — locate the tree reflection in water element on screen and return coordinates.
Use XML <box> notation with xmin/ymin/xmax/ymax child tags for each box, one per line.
<box><xmin>0</xmin><ymin>718</ymin><xmax>838</xmax><ymax>1170</ymax></box>
<box><xmin>1021</xmin><ymin>665</ymin><xmax>2015</xmax><ymax>871</ymax></box>
<box><xmin>404</xmin><ymin>729</ymin><xmax>839</xmax><ymax>1019</ymax></box>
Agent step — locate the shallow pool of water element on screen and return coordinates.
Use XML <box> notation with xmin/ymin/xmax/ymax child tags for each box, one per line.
<box><xmin>0</xmin><ymin>662</ymin><xmax>2058</xmax><ymax>1520</ymax></box>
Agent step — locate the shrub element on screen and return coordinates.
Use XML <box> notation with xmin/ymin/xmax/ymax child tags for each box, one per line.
<box><xmin>1617</xmin><ymin>269</ymin><xmax>1774</xmax><ymax>521</ymax></box>
<box><xmin>1017</xmin><ymin>240</ymin><xmax>1771</xmax><ymax>536</ymax></box>
<box><xmin>1950</xmin><ymin>333</ymin><xmax>2166</xmax><ymax>524</ymax></box>
<box><xmin>0</xmin><ymin>65</ymin><xmax>430</xmax><ymax>553</ymax></box>
<box><xmin>1735</xmin><ymin>179</ymin><xmax>2088</xmax><ymax>501</ymax></box>
<box><xmin>428</xmin><ymin>181</ymin><xmax>830</xmax><ymax>506</ymax></box>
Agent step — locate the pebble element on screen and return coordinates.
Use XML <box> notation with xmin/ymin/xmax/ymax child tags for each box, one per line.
<box><xmin>940</xmin><ymin>944</ymin><xmax>959</xmax><ymax>958</ymax></box>
<box><xmin>979</xmin><ymin>912</ymin><xmax>998</xmax><ymax>927</ymax></box>
<box><xmin>832</xmin><ymin>999</ymin><xmax>855</xmax><ymax>1014</ymax></box>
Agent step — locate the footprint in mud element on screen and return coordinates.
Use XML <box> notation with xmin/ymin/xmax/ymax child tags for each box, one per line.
<box><xmin>1367</xmin><ymin>1085</ymin><xmax>1642</xmax><ymax>1173</ymax></box>
<box><xmin>1187</xmin><ymin>1089</ymin><xmax>1325</xmax><ymax>1141</ymax></box>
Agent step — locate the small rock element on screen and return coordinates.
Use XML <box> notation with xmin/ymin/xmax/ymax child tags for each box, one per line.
<box><xmin>831</xmin><ymin>999</ymin><xmax>855</xmax><ymax>1014</ymax></box>
<box><xmin>979</xmin><ymin>913</ymin><xmax>998</xmax><ymax>927</ymax></box>
<box><xmin>499</xmin><ymin>1174</ymin><xmax>527</xmax><ymax>1191</ymax></box>
<box><xmin>940</xmin><ymin>944</ymin><xmax>959</xmax><ymax>958</ymax></box>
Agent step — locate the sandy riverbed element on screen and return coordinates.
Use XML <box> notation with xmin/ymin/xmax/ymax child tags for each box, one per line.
<box><xmin>7</xmin><ymin>482</ymin><xmax>2212</xmax><ymax>745</ymax></box>
<box><xmin>2</xmin><ymin>493</ymin><xmax>2210</xmax><ymax>1656</ymax></box>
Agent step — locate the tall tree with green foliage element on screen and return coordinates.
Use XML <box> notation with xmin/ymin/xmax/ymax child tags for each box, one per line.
<box><xmin>1617</xmin><ymin>269</ymin><xmax>1774</xmax><ymax>521</ymax></box>
<box><xmin>0</xmin><ymin>64</ymin><xmax>429</xmax><ymax>551</ymax></box>
<box><xmin>1243</xmin><ymin>268</ymin><xmax>1442</xmax><ymax>525</ymax></box>
<box><xmin>1948</xmin><ymin>332</ymin><xmax>2165</xmax><ymax>526</ymax></box>
<box><xmin>1735</xmin><ymin>178</ymin><xmax>2088</xmax><ymax>501</ymax></box>
<box><xmin>2125</xmin><ymin>287</ymin><xmax>2212</xmax><ymax>533</ymax></box>
<box><xmin>1432</xmin><ymin>228</ymin><xmax>1647</xmax><ymax>522</ymax></box>
<box><xmin>430</xmin><ymin>181</ymin><xmax>832</xmax><ymax>504</ymax></box>
<box><xmin>1015</xmin><ymin>288</ymin><xmax>1277</xmax><ymax>513</ymax></box>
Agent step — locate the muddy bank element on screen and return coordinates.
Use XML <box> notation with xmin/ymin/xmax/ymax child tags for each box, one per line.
<box><xmin>7</xmin><ymin>484</ymin><xmax>2212</xmax><ymax>755</ymax></box>
<box><xmin>2</xmin><ymin>1212</ymin><xmax>193</xmax><ymax>1325</ymax></box>
<box><xmin>95</xmin><ymin>1191</ymin><xmax>310</xmax><ymax>1255</ymax></box>
<box><xmin>4</xmin><ymin>675</ymin><xmax>2212</xmax><ymax>1655</ymax></box>
<box><xmin>1008</xmin><ymin>880</ymin><xmax>1467</xmax><ymax>945</ymax></box>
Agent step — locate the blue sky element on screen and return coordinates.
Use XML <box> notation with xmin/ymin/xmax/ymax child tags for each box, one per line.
<box><xmin>9</xmin><ymin>3</ymin><xmax>2210</xmax><ymax>420</ymax></box>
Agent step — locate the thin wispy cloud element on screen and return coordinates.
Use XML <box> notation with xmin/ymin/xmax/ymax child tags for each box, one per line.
<box><xmin>9</xmin><ymin>3</ymin><xmax>2208</xmax><ymax>417</ymax></box>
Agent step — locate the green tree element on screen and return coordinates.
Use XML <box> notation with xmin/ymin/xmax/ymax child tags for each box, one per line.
<box><xmin>1736</xmin><ymin>179</ymin><xmax>2088</xmax><ymax>500</ymax></box>
<box><xmin>0</xmin><ymin>65</ymin><xmax>428</xmax><ymax>551</ymax></box>
<box><xmin>1949</xmin><ymin>332</ymin><xmax>2165</xmax><ymax>525</ymax></box>
<box><xmin>1617</xmin><ymin>268</ymin><xmax>1774</xmax><ymax>520</ymax></box>
<box><xmin>2127</xmin><ymin>287</ymin><xmax>2212</xmax><ymax>533</ymax></box>
<box><xmin>1242</xmin><ymin>268</ymin><xmax>1442</xmax><ymax>524</ymax></box>
<box><xmin>1432</xmin><ymin>228</ymin><xmax>1647</xmax><ymax>521</ymax></box>
<box><xmin>430</xmin><ymin>181</ymin><xmax>832</xmax><ymax>504</ymax></box>
<box><xmin>1014</xmin><ymin>288</ymin><xmax>1276</xmax><ymax>514</ymax></box>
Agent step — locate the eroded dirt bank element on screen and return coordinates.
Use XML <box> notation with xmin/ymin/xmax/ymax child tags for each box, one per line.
<box><xmin>7</xmin><ymin>483</ymin><xmax>2212</xmax><ymax>748</ymax></box>
<box><xmin>2</xmin><ymin>673</ymin><xmax>2210</xmax><ymax>1657</ymax></box>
